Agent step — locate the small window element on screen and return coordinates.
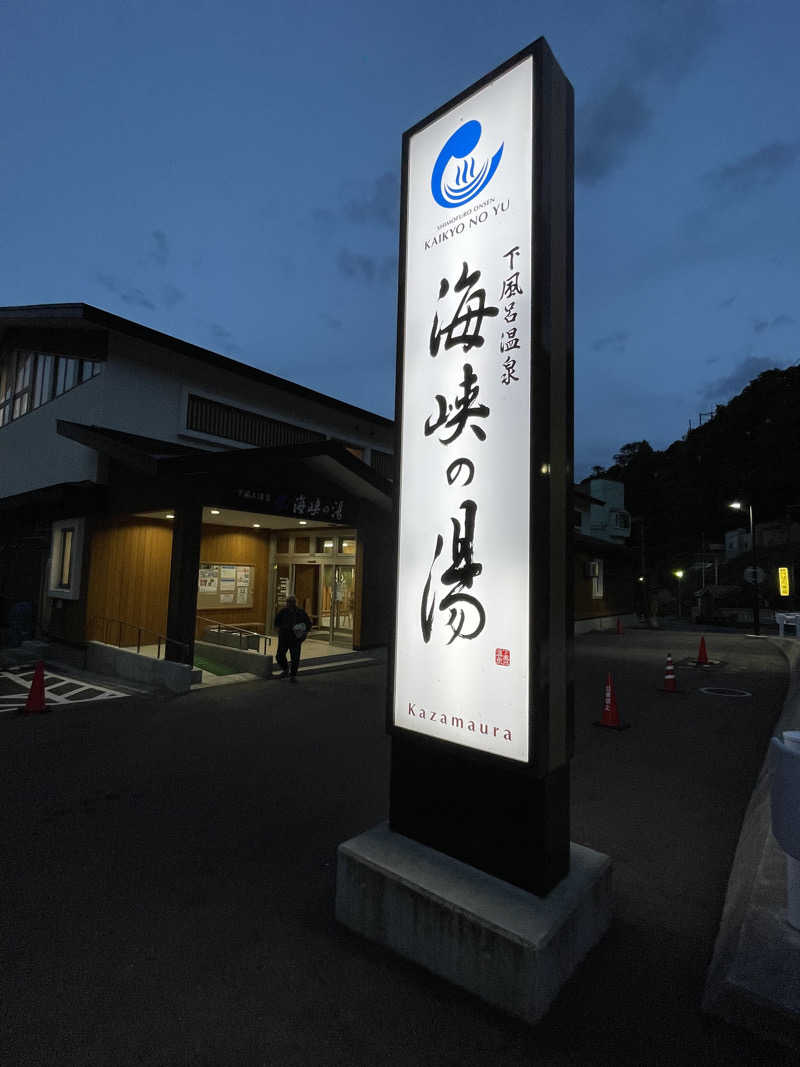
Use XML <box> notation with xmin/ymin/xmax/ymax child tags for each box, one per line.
<box><xmin>63</xmin><ymin>358</ymin><xmax>78</xmax><ymax>392</ymax></box>
<box><xmin>58</xmin><ymin>528</ymin><xmax>74</xmax><ymax>588</ymax></box>
<box><xmin>33</xmin><ymin>354</ymin><xmax>53</xmax><ymax>408</ymax></box>
<box><xmin>340</xmin><ymin>538</ymin><xmax>356</xmax><ymax>555</ymax></box>
<box><xmin>316</xmin><ymin>536</ymin><xmax>336</xmax><ymax>554</ymax></box>
<box><xmin>276</xmin><ymin>536</ymin><xmax>290</xmax><ymax>553</ymax></box>
<box><xmin>591</xmin><ymin>559</ymin><xmax>604</xmax><ymax>600</ymax></box>
<box><xmin>49</xmin><ymin>517</ymin><xmax>84</xmax><ymax>600</ymax></box>
<box><xmin>294</xmin><ymin>535</ymin><xmax>310</xmax><ymax>553</ymax></box>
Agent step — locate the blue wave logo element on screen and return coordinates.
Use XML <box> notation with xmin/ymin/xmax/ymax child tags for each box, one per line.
<box><xmin>431</xmin><ymin>120</ymin><xmax>504</xmax><ymax>209</ymax></box>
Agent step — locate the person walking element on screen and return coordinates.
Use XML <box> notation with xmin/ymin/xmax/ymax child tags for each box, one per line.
<box><xmin>274</xmin><ymin>594</ymin><xmax>312</xmax><ymax>682</ymax></box>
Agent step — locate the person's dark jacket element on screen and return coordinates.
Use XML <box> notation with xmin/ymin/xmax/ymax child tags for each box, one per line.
<box><xmin>274</xmin><ymin>605</ymin><xmax>312</xmax><ymax>642</ymax></box>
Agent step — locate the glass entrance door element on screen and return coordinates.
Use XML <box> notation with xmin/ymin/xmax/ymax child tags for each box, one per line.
<box><xmin>322</xmin><ymin>564</ymin><xmax>354</xmax><ymax>646</ymax></box>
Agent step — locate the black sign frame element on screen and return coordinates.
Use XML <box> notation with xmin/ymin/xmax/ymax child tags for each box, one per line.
<box><xmin>386</xmin><ymin>37</ymin><xmax>574</xmax><ymax>895</ymax></box>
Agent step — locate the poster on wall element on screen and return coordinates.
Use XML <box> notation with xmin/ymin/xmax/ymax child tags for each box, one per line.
<box><xmin>198</xmin><ymin>567</ymin><xmax>219</xmax><ymax>593</ymax></box>
<box><xmin>197</xmin><ymin>562</ymin><xmax>255</xmax><ymax>609</ymax></box>
<box><xmin>392</xmin><ymin>55</ymin><xmax>534</xmax><ymax>764</ymax></box>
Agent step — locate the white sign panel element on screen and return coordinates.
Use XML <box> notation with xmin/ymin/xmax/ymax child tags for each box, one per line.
<box><xmin>393</xmin><ymin>56</ymin><xmax>533</xmax><ymax>762</ymax></box>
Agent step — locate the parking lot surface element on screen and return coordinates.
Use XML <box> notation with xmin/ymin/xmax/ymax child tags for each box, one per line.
<box><xmin>0</xmin><ymin>629</ymin><xmax>796</xmax><ymax>1065</ymax></box>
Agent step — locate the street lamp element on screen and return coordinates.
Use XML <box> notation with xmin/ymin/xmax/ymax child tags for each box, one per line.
<box><xmin>673</xmin><ymin>570</ymin><xmax>684</xmax><ymax>619</ymax></box>
<box><xmin>728</xmin><ymin>500</ymin><xmax>760</xmax><ymax>635</ymax></box>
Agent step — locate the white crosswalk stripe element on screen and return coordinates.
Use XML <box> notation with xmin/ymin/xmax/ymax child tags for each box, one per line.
<box><xmin>0</xmin><ymin>664</ymin><xmax>133</xmax><ymax>714</ymax></box>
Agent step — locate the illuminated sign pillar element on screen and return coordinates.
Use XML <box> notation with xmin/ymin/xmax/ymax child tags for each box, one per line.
<box><xmin>388</xmin><ymin>38</ymin><xmax>574</xmax><ymax>895</ymax></box>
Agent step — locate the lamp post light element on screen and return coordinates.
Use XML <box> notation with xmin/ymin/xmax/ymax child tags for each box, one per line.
<box><xmin>729</xmin><ymin>500</ymin><xmax>760</xmax><ymax>636</ymax></box>
<box><xmin>673</xmin><ymin>569</ymin><xmax>684</xmax><ymax>619</ymax></box>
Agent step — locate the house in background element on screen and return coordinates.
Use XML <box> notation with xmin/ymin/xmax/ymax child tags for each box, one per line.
<box><xmin>574</xmin><ymin>477</ymin><xmax>635</xmax><ymax>633</ymax></box>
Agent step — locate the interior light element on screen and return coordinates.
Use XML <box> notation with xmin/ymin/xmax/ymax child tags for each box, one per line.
<box><xmin>210</xmin><ymin>508</ymin><xmax>221</xmax><ymax>515</ymax></box>
<box><xmin>253</xmin><ymin>523</ymin><xmax>261</xmax><ymax>528</ymax></box>
<box><xmin>165</xmin><ymin>513</ymin><xmax>175</xmax><ymax>519</ymax></box>
<box><xmin>298</xmin><ymin>520</ymin><xmax>308</xmax><ymax>526</ymax></box>
<box><xmin>324</xmin><ymin>540</ymin><xmax>334</xmax><ymax>548</ymax></box>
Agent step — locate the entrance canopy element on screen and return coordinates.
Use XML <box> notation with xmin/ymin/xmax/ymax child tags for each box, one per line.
<box><xmin>56</xmin><ymin>420</ymin><xmax>393</xmax><ymax>522</ymax></box>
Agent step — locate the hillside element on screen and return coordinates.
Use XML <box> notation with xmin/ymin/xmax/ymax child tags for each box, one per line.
<box><xmin>597</xmin><ymin>365</ymin><xmax>800</xmax><ymax>571</ymax></box>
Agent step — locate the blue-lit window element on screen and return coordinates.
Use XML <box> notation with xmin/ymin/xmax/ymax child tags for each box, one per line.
<box><xmin>0</xmin><ymin>348</ymin><xmax>102</xmax><ymax>428</ymax></box>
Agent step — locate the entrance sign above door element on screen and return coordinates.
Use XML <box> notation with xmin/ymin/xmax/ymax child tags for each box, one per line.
<box><xmin>393</xmin><ymin>55</ymin><xmax>534</xmax><ymax>762</ymax></box>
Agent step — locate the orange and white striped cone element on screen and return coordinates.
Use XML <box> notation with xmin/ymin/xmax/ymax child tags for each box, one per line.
<box><xmin>663</xmin><ymin>653</ymin><xmax>677</xmax><ymax>692</ymax></box>
<box><xmin>593</xmin><ymin>672</ymin><xmax>630</xmax><ymax>730</ymax></box>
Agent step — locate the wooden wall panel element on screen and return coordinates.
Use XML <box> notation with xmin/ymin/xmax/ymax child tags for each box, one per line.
<box><xmin>195</xmin><ymin>526</ymin><xmax>271</xmax><ymax>638</ymax></box>
<box><xmin>86</xmin><ymin>517</ymin><xmax>172</xmax><ymax>645</ymax></box>
<box><xmin>86</xmin><ymin>518</ymin><xmax>271</xmax><ymax>646</ymax></box>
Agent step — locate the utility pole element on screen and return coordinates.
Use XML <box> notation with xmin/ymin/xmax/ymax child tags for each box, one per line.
<box><xmin>701</xmin><ymin>532</ymin><xmax>705</xmax><ymax>591</ymax></box>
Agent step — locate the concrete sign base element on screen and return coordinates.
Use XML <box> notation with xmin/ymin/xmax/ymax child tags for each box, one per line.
<box><xmin>335</xmin><ymin>822</ymin><xmax>612</xmax><ymax>1025</ymax></box>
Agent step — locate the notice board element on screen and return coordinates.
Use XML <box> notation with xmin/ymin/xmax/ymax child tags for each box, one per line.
<box><xmin>197</xmin><ymin>562</ymin><xmax>254</xmax><ymax>609</ymax></box>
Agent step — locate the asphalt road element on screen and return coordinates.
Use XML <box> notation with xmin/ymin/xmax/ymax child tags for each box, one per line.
<box><xmin>0</xmin><ymin>629</ymin><xmax>795</xmax><ymax>1066</ymax></box>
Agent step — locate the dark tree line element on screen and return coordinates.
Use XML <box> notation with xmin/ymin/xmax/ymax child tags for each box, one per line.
<box><xmin>593</xmin><ymin>365</ymin><xmax>800</xmax><ymax>578</ymax></box>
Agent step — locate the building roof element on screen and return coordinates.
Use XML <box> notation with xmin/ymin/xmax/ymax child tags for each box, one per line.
<box><xmin>0</xmin><ymin>303</ymin><xmax>393</xmax><ymax>431</ymax></box>
<box><xmin>56</xmin><ymin>421</ymin><xmax>393</xmax><ymax>510</ymax></box>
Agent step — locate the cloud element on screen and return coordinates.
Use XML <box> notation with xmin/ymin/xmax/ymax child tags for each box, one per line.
<box><xmin>147</xmin><ymin>229</ymin><xmax>169</xmax><ymax>267</ymax></box>
<box><xmin>95</xmin><ymin>272</ymin><xmax>156</xmax><ymax>310</ymax></box>
<box><xmin>205</xmin><ymin>322</ymin><xmax>241</xmax><ymax>355</ymax></box>
<box><xmin>337</xmin><ymin>248</ymin><xmax>396</xmax><ymax>284</ymax></box>
<box><xmin>576</xmin><ymin>0</ymin><xmax>723</xmax><ymax>184</ymax></box>
<box><xmin>699</xmin><ymin>354</ymin><xmax>792</xmax><ymax>403</ymax></box>
<box><xmin>702</xmin><ymin>141</ymin><xmax>800</xmax><ymax>199</ymax></box>
<box><xmin>752</xmin><ymin>313</ymin><xmax>795</xmax><ymax>334</ymax></box>
<box><xmin>311</xmin><ymin>207</ymin><xmax>336</xmax><ymax>230</ymax></box>
<box><xmin>576</xmin><ymin>83</ymin><xmax>652</xmax><ymax>185</ymax></box>
<box><xmin>320</xmin><ymin>312</ymin><xmax>343</xmax><ymax>330</ymax></box>
<box><xmin>718</xmin><ymin>294</ymin><xmax>737</xmax><ymax>309</ymax></box>
<box><xmin>591</xmin><ymin>330</ymin><xmax>629</xmax><ymax>354</ymax></box>
<box><xmin>772</xmin><ymin>313</ymin><xmax>795</xmax><ymax>329</ymax></box>
<box><xmin>162</xmin><ymin>283</ymin><xmax>185</xmax><ymax>309</ymax></box>
<box><xmin>343</xmin><ymin>172</ymin><xmax>399</xmax><ymax>229</ymax></box>
<box><xmin>625</xmin><ymin>0</ymin><xmax>723</xmax><ymax>86</ymax></box>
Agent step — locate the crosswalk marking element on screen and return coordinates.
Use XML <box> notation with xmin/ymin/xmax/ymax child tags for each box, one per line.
<box><xmin>0</xmin><ymin>663</ymin><xmax>133</xmax><ymax>714</ymax></box>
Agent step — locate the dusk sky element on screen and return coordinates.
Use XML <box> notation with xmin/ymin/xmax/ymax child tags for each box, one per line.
<box><xmin>2</xmin><ymin>0</ymin><xmax>798</xmax><ymax>478</ymax></box>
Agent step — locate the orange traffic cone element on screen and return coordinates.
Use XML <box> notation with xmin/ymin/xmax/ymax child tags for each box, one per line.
<box><xmin>593</xmin><ymin>672</ymin><xmax>630</xmax><ymax>730</ymax></box>
<box><xmin>696</xmin><ymin>635</ymin><xmax>709</xmax><ymax>668</ymax></box>
<box><xmin>663</xmin><ymin>653</ymin><xmax>677</xmax><ymax>692</ymax></box>
<box><xmin>23</xmin><ymin>661</ymin><xmax>47</xmax><ymax>713</ymax></box>
<box><xmin>616</xmin><ymin>617</ymin><xmax>624</xmax><ymax>636</ymax></box>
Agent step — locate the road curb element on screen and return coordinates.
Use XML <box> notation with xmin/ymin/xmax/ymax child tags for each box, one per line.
<box><xmin>702</xmin><ymin>636</ymin><xmax>800</xmax><ymax>1050</ymax></box>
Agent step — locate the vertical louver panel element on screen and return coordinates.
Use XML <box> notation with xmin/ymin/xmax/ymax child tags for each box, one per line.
<box><xmin>186</xmin><ymin>394</ymin><xmax>325</xmax><ymax>448</ymax></box>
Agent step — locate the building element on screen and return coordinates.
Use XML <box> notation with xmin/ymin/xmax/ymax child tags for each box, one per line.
<box><xmin>1</xmin><ymin>301</ymin><xmax>641</xmax><ymax>679</ymax></box>
<box><xmin>0</xmin><ymin>304</ymin><xmax>394</xmax><ymax>674</ymax></box>
<box><xmin>574</xmin><ymin>477</ymin><xmax>635</xmax><ymax>632</ymax></box>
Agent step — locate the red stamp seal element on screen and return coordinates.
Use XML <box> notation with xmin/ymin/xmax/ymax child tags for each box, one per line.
<box><xmin>495</xmin><ymin>648</ymin><xmax>510</xmax><ymax>666</ymax></box>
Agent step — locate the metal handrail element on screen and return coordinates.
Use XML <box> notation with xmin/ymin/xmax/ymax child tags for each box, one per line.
<box><xmin>89</xmin><ymin>615</ymin><xmax>191</xmax><ymax>659</ymax></box>
<box><xmin>196</xmin><ymin>615</ymin><xmax>273</xmax><ymax>654</ymax></box>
